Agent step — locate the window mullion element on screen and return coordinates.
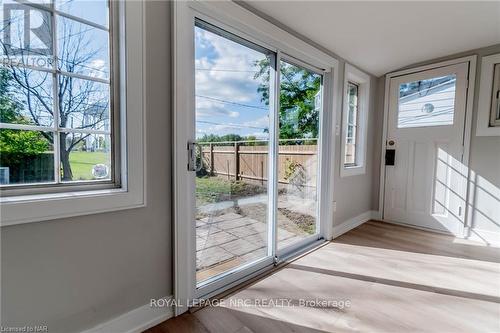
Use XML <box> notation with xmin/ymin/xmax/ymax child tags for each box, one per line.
<box><xmin>57</xmin><ymin>69</ymin><xmax>110</xmax><ymax>85</ymax></box>
<box><xmin>59</xmin><ymin>128</ymin><xmax>111</xmax><ymax>135</ymax></box>
<box><xmin>51</xmin><ymin>4</ymin><xmax>61</xmax><ymax>184</ymax></box>
<box><xmin>355</xmin><ymin>96</ymin><xmax>360</xmax><ymax>165</ymax></box>
<box><xmin>13</xmin><ymin>0</ymin><xmax>109</xmax><ymax>31</ymax></box>
<box><xmin>267</xmin><ymin>51</ymin><xmax>279</xmax><ymax>260</ymax></box>
<box><xmin>0</xmin><ymin>123</ymin><xmax>54</xmax><ymax>132</ymax></box>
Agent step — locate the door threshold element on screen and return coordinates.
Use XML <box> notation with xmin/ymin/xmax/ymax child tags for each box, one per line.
<box><xmin>380</xmin><ymin>218</ymin><xmax>461</xmax><ymax>237</ymax></box>
<box><xmin>188</xmin><ymin>239</ymin><xmax>328</xmax><ymax>313</ymax></box>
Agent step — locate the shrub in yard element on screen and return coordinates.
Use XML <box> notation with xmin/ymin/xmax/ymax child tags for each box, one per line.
<box><xmin>284</xmin><ymin>159</ymin><xmax>306</xmax><ymax>192</ymax></box>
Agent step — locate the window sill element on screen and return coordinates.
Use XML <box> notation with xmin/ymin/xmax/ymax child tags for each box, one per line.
<box><xmin>340</xmin><ymin>165</ymin><xmax>366</xmax><ymax>177</ymax></box>
<box><xmin>0</xmin><ymin>186</ymin><xmax>145</xmax><ymax>227</ymax></box>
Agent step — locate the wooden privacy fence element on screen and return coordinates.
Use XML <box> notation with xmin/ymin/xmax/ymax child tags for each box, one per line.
<box><xmin>0</xmin><ymin>152</ymin><xmax>54</xmax><ymax>184</ymax></box>
<box><xmin>199</xmin><ymin>139</ymin><xmax>318</xmax><ymax>185</ymax></box>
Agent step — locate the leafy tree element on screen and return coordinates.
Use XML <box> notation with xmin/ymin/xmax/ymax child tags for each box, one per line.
<box><xmin>198</xmin><ymin>133</ymin><xmax>244</xmax><ymax>143</ymax></box>
<box><xmin>254</xmin><ymin>58</ymin><xmax>321</xmax><ymax>142</ymax></box>
<box><xmin>0</xmin><ymin>68</ymin><xmax>49</xmax><ymax>155</ymax></box>
<box><xmin>245</xmin><ymin>135</ymin><xmax>258</xmax><ymax>146</ymax></box>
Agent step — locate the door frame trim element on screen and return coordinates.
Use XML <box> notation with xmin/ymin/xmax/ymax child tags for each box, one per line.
<box><xmin>377</xmin><ymin>55</ymin><xmax>477</xmax><ymax>235</ymax></box>
<box><xmin>172</xmin><ymin>0</ymin><xmax>339</xmax><ymax>317</ymax></box>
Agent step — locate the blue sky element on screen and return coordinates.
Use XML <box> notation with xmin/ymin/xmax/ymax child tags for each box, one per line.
<box><xmin>195</xmin><ymin>26</ymin><xmax>270</xmax><ymax>140</ymax></box>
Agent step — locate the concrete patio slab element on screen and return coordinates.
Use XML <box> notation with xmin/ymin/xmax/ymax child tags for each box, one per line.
<box><xmin>196</xmin><ymin>210</ymin><xmax>314</xmax><ymax>278</ymax></box>
<box><xmin>197</xmin><ymin>246</ymin><xmax>234</xmax><ymax>269</ymax></box>
<box><xmin>220</xmin><ymin>238</ymin><xmax>262</xmax><ymax>257</ymax></box>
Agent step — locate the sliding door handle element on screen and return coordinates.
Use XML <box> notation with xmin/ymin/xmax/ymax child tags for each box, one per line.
<box><xmin>187</xmin><ymin>141</ymin><xmax>203</xmax><ymax>172</ymax></box>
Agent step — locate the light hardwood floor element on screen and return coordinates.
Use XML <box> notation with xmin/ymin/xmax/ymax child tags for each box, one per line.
<box><xmin>147</xmin><ymin>221</ymin><xmax>500</xmax><ymax>333</ymax></box>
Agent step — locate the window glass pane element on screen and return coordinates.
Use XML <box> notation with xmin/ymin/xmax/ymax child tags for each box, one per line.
<box><xmin>55</xmin><ymin>0</ymin><xmax>109</xmax><ymax>28</ymax></box>
<box><xmin>58</xmin><ymin>76</ymin><xmax>110</xmax><ymax>130</ymax></box>
<box><xmin>194</xmin><ymin>23</ymin><xmax>271</xmax><ymax>283</ymax></box>
<box><xmin>277</xmin><ymin>60</ymin><xmax>321</xmax><ymax>251</ymax></box>
<box><xmin>1</xmin><ymin>66</ymin><xmax>54</xmax><ymax>126</ymax></box>
<box><xmin>0</xmin><ymin>129</ymin><xmax>54</xmax><ymax>184</ymax></box>
<box><xmin>57</xmin><ymin>16</ymin><xmax>110</xmax><ymax>79</ymax></box>
<box><xmin>345</xmin><ymin>82</ymin><xmax>358</xmax><ymax>165</ymax></box>
<box><xmin>345</xmin><ymin>130</ymin><xmax>356</xmax><ymax>165</ymax></box>
<box><xmin>398</xmin><ymin>74</ymin><xmax>456</xmax><ymax>128</ymax></box>
<box><xmin>60</xmin><ymin>132</ymin><xmax>111</xmax><ymax>181</ymax></box>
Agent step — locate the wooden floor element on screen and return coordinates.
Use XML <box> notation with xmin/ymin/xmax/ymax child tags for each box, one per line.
<box><xmin>147</xmin><ymin>221</ymin><xmax>500</xmax><ymax>333</ymax></box>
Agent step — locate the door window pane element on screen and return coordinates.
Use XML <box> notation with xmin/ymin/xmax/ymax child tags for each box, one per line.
<box><xmin>277</xmin><ymin>60</ymin><xmax>321</xmax><ymax>250</ymax></box>
<box><xmin>194</xmin><ymin>22</ymin><xmax>271</xmax><ymax>283</ymax></box>
<box><xmin>398</xmin><ymin>74</ymin><xmax>456</xmax><ymax>128</ymax></box>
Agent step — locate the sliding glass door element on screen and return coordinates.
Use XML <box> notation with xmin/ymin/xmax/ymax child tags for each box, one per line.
<box><xmin>194</xmin><ymin>21</ymin><xmax>273</xmax><ymax>285</ymax></box>
<box><xmin>277</xmin><ymin>59</ymin><xmax>322</xmax><ymax>251</ymax></box>
<box><xmin>193</xmin><ymin>20</ymin><xmax>323</xmax><ymax>290</ymax></box>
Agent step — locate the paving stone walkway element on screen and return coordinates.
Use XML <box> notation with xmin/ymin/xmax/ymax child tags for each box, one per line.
<box><xmin>196</xmin><ymin>212</ymin><xmax>304</xmax><ymax>278</ymax></box>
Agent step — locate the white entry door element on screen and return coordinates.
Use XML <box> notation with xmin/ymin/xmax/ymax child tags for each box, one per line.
<box><xmin>384</xmin><ymin>63</ymin><xmax>469</xmax><ymax>235</ymax></box>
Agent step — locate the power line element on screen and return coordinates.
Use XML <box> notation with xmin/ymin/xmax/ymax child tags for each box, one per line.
<box><xmin>196</xmin><ymin>120</ymin><xmax>267</xmax><ymax>131</ymax></box>
<box><xmin>196</xmin><ymin>95</ymin><xmax>267</xmax><ymax>110</ymax></box>
<box><xmin>195</xmin><ymin>68</ymin><xmax>258</xmax><ymax>73</ymax></box>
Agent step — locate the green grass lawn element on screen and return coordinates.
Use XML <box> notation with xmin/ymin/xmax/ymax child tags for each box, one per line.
<box><xmin>195</xmin><ymin>176</ymin><xmax>265</xmax><ymax>205</ymax></box>
<box><xmin>68</xmin><ymin>151</ymin><xmax>109</xmax><ymax>180</ymax></box>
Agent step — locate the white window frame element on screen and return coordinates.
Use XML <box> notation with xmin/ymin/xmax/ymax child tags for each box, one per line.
<box><xmin>0</xmin><ymin>1</ymin><xmax>146</xmax><ymax>226</ymax></box>
<box><xmin>476</xmin><ymin>53</ymin><xmax>500</xmax><ymax>136</ymax></box>
<box><xmin>173</xmin><ymin>0</ymin><xmax>338</xmax><ymax>315</ymax></box>
<box><xmin>340</xmin><ymin>64</ymin><xmax>370</xmax><ymax>177</ymax></box>
<box><xmin>1</xmin><ymin>0</ymin><xmax>116</xmax><ymax>191</ymax></box>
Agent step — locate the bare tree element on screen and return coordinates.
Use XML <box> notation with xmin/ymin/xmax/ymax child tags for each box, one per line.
<box><xmin>1</xmin><ymin>6</ymin><xmax>109</xmax><ymax>180</ymax></box>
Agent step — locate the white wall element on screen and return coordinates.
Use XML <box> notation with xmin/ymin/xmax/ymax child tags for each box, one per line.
<box><xmin>1</xmin><ymin>2</ymin><xmax>172</xmax><ymax>332</ymax></box>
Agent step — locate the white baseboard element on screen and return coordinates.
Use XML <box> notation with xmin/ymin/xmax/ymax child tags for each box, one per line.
<box><xmin>82</xmin><ymin>296</ymin><xmax>174</xmax><ymax>333</ymax></box>
<box><xmin>332</xmin><ymin>210</ymin><xmax>377</xmax><ymax>239</ymax></box>
<box><xmin>466</xmin><ymin>228</ymin><xmax>500</xmax><ymax>247</ymax></box>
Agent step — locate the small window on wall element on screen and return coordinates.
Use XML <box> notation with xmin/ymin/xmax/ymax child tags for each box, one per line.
<box><xmin>476</xmin><ymin>53</ymin><xmax>500</xmax><ymax>136</ymax></box>
<box><xmin>490</xmin><ymin>63</ymin><xmax>500</xmax><ymax>127</ymax></box>
<box><xmin>341</xmin><ymin>64</ymin><xmax>370</xmax><ymax>177</ymax></box>
<box><xmin>345</xmin><ymin>82</ymin><xmax>359</xmax><ymax>166</ymax></box>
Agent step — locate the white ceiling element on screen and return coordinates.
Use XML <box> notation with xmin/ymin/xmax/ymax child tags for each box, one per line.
<box><xmin>245</xmin><ymin>1</ymin><xmax>500</xmax><ymax>76</ymax></box>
